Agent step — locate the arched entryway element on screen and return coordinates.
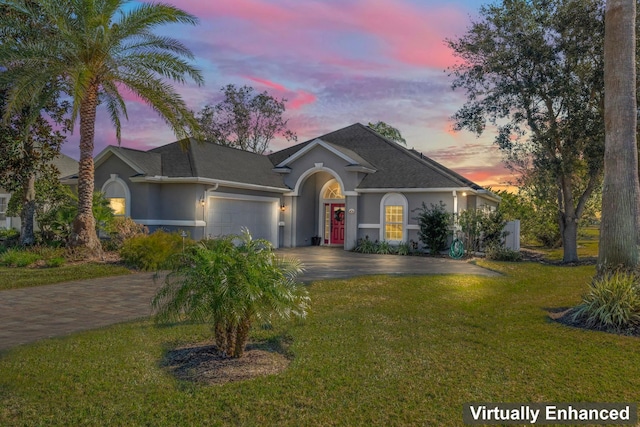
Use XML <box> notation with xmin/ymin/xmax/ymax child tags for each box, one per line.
<box><xmin>319</xmin><ymin>179</ymin><xmax>345</xmax><ymax>245</ymax></box>
<box><xmin>288</xmin><ymin>167</ymin><xmax>348</xmax><ymax>248</ymax></box>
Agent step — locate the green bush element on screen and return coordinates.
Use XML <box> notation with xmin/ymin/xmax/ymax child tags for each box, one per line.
<box><xmin>153</xmin><ymin>229</ymin><xmax>310</xmax><ymax>358</ymax></box>
<box><xmin>414</xmin><ymin>201</ymin><xmax>452</xmax><ymax>254</ymax></box>
<box><xmin>354</xmin><ymin>237</ymin><xmax>413</xmax><ymax>256</ymax></box>
<box><xmin>0</xmin><ymin>249</ymin><xmax>41</xmax><ymax>267</ymax></box>
<box><xmin>102</xmin><ymin>217</ymin><xmax>149</xmax><ymax>251</ymax></box>
<box><xmin>485</xmin><ymin>246</ymin><xmax>522</xmax><ymax>262</ymax></box>
<box><xmin>45</xmin><ymin>257</ymin><xmax>66</xmax><ymax>268</ymax></box>
<box><xmin>571</xmin><ymin>272</ymin><xmax>640</xmax><ymax>332</ymax></box>
<box><xmin>396</xmin><ymin>241</ymin><xmax>412</xmax><ymax>256</ymax></box>
<box><xmin>120</xmin><ymin>230</ymin><xmax>187</xmax><ymax>271</ymax></box>
<box><xmin>376</xmin><ymin>240</ymin><xmax>394</xmax><ymax>255</ymax></box>
<box><xmin>458</xmin><ymin>207</ymin><xmax>507</xmax><ymax>253</ymax></box>
<box><xmin>354</xmin><ymin>237</ymin><xmax>377</xmax><ymax>254</ymax></box>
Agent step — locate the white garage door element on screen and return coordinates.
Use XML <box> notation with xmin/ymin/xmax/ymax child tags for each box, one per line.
<box><xmin>207</xmin><ymin>195</ymin><xmax>278</xmax><ymax>247</ymax></box>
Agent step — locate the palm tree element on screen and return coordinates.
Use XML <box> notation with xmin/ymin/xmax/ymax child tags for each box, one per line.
<box><xmin>598</xmin><ymin>0</ymin><xmax>640</xmax><ymax>274</ymax></box>
<box><xmin>0</xmin><ymin>0</ymin><xmax>203</xmax><ymax>256</ymax></box>
<box><xmin>153</xmin><ymin>229</ymin><xmax>310</xmax><ymax>358</ymax></box>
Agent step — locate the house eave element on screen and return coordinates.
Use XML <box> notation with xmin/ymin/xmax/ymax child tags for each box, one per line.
<box><xmin>355</xmin><ymin>187</ymin><xmax>476</xmax><ymax>194</ymax></box>
<box><xmin>345</xmin><ymin>165</ymin><xmax>376</xmax><ymax>173</ymax></box>
<box><xmin>129</xmin><ymin>175</ymin><xmax>290</xmax><ymax>193</ymax></box>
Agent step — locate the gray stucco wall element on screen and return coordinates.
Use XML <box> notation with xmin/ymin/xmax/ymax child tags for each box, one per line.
<box><xmin>282</xmin><ymin>145</ymin><xmax>362</xmax><ymax>193</ymax></box>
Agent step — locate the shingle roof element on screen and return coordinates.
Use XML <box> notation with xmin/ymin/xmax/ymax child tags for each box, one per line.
<box><xmin>119</xmin><ymin>139</ymin><xmax>289</xmax><ymax>189</ymax></box>
<box><xmin>52</xmin><ymin>153</ymin><xmax>79</xmax><ymax>179</ymax></box>
<box><xmin>269</xmin><ymin>123</ymin><xmax>485</xmax><ymax>190</ymax></box>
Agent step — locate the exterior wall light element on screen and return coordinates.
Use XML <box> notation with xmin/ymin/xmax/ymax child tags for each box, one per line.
<box><xmin>280</xmin><ymin>204</ymin><xmax>286</xmax><ymax>212</ymax></box>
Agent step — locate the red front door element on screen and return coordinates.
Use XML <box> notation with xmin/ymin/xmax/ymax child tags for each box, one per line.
<box><xmin>331</xmin><ymin>203</ymin><xmax>345</xmax><ymax>245</ymax></box>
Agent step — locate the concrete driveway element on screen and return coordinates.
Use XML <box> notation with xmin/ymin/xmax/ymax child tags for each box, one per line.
<box><xmin>0</xmin><ymin>248</ymin><xmax>498</xmax><ymax>351</ymax></box>
<box><xmin>279</xmin><ymin>247</ymin><xmax>500</xmax><ymax>282</ymax></box>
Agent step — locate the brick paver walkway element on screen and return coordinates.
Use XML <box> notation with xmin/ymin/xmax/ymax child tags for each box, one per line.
<box><xmin>0</xmin><ymin>248</ymin><xmax>499</xmax><ymax>352</ymax></box>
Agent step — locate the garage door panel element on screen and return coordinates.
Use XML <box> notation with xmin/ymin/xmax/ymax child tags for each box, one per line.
<box><xmin>207</xmin><ymin>197</ymin><xmax>276</xmax><ymax>246</ymax></box>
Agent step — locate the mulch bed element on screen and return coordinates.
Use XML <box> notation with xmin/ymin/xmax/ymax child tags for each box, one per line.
<box><xmin>161</xmin><ymin>341</ymin><xmax>291</xmax><ymax>385</ymax></box>
<box><xmin>548</xmin><ymin>307</ymin><xmax>640</xmax><ymax>338</ymax></box>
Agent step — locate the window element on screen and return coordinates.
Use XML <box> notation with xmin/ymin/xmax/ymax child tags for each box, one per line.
<box><xmin>381</xmin><ymin>193</ymin><xmax>407</xmax><ymax>242</ymax></box>
<box><xmin>109</xmin><ymin>198</ymin><xmax>126</xmax><ymax>216</ymax></box>
<box><xmin>323</xmin><ymin>181</ymin><xmax>344</xmax><ymax>199</ymax></box>
<box><xmin>0</xmin><ymin>196</ymin><xmax>7</xmax><ymax>221</ymax></box>
<box><xmin>385</xmin><ymin>205</ymin><xmax>403</xmax><ymax>241</ymax></box>
<box><xmin>101</xmin><ymin>174</ymin><xmax>130</xmax><ymax>217</ymax></box>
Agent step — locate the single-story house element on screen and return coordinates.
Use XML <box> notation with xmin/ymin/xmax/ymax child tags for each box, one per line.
<box><xmin>94</xmin><ymin>123</ymin><xmax>500</xmax><ymax>250</ymax></box>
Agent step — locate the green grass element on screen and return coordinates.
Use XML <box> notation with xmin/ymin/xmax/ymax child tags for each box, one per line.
<box><xmin>0</xmin><ymin>263</ymin><xmax>132</xmax><ymax>291</ymax></box>
<box><xmin>527</xmin><ymin>226</ymin><xmax>600</xmax><ymax>261</ymax></box>
<box><xmin>1</xmin><ymin>262</ymin><xmax>639</xmax><ymax>426</ymax></box>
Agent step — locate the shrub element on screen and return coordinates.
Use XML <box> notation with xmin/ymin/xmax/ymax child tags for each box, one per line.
<box><xmin>458</xmin><ymin>207</ymin><xmax>508</xmax><ymax>253</ymax></box>
<box><xmin>414</xmin><ymin>201</ymin><xmax>452</xmax><ymax>254</ymax></box>
<box><xmin>153</xmin><ymin>229</ymin><xmax>310</xmax><ymax>358</ymax></box>
<box><xmin>0</xmin><ymin>227</ymin><xmax>20</xmax><ymax>241</ymax></box>
<box><xmin>354</xmin><ymin>236</ymin><xmax>377</xmax><ymax>254</ymax></box>
<box><xmin>102</xmin><ymin>217</ymin><xmax>149</xmax><ymax>251</ymax></box>
<box><xmin>45</xmin><ymin>257</ymin><xmax>66</xmax><ymax>268</ymax></box>
<box><xmin>396</xmin><ymin>241</ymin><xmax>412</xmax><ymax>256</ymax></box>
<box><xmin>485</xmin><ymin>246</ymin><xmax>522</xmax><ymax>262</ymax></box>
<box><xmin>120</xmin><ymin>230</ymin><xmax>186</xmax><ymax>271</ymax></box>
<box><xmin>571</xmin><ymin>272</ymin><xmax>640</xmax><ymax>332</ymax></box>
<box><xmin>0</xmin><ymin>249</ymin><xmax>41</xmax><ymax>267</ymax></box>
<box><xmin>376</xmin><ymin>240</ymin><xmax>394</xmax><ymax>255</ymax></box>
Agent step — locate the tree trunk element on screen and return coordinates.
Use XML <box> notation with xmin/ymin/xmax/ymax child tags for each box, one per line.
<box><xmin>225</xmin><ymin>324</ymin><xmax>237</xmax><ymax>358</ymax></box>
<box><xmin>561</xmin><ymin>215</ymin><xmax>579</xmax><ymax>263</ymax></box>
<box><xmin>598</xmin><ymin>0</ymin><xmax>640</xmax><ymax>274</ymax></box>
<box><xmin>233</xmin><ymin>317</ymin><xmax>252</xmax><ymax>358</ymax></box>
<box><xmin>70</xmin><ymin>83</ymin><xmax>103</xmax><ymax>257</ymax></box>
<box><xmin>214</xmin><ymin>322</ymin><xmax>227</xmax><ymax>355</ymax></box>
<box><xmin>19</xmin><ymin>173</ymin><xmax>36</xmax><ymax>246</ymax></box>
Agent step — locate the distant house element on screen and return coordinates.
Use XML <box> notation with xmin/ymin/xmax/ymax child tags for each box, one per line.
<box><xmin>0</xmin><ymin>153</ymin><xmax>78</xmax><ymax>230</ymax></box>
<box><xmin>93</xmin><ymin>123</ymin><xmax>500</xmax><ymax>250</ymax></box>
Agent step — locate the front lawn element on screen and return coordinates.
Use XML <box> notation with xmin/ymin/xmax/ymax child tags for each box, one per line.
<box><xmin>0</xmin><ymin>263</ymin><xmax>132</xmax><ymax>291</ymax></box>
<box><xmin>1</xmin><ymin>261</ymin><xmax>638</xmax><ymax>426</ymax></box>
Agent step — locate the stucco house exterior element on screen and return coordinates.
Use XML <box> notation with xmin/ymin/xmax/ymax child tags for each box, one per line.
<box><xmin>94</xmin><ymin>123</ymin><xmax>500</xmax><ymax>250</ymax></box>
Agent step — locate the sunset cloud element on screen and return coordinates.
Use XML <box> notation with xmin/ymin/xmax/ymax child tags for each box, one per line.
<box><xmin>61</xmin><ymin>0</ymin><xmax>509</xmax><ymax>188</ymax></box>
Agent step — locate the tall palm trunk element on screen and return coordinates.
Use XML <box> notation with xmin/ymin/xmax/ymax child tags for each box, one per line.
<box><xmin>598</xmin><ymin>0</ymin><xmax>639</xmax><ymax>273</ymax></box>
<box><xmin>70</xmin><ymin>83</ymin><xmax>102</xmax><ymax>256</ymax></box>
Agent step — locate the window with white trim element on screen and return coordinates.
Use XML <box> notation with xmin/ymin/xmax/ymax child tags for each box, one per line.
<box><xmin>385</xmin><ymin>205</ymin><xmax>403</xmax><ymax>241</ymax></box>
<box><xmin>381</xmin><ymin>193</ymin><xmax>407</xmax><ymax>242</ymax></box>
<box><xmin>102</xmin><ymin>175</ymin><xmax>130</xmax><ymax>217</ymax></box>
<box><xmin>0</xmin><ymin>196</ymin><xmax>7</xmax><ymax>221</ymax></box>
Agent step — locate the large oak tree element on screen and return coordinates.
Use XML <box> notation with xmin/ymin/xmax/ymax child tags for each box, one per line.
<box><xmin>448</xmin><ymin>0</ymin><xmax>606</xmax><ymax>262</ymax></box>
<box><xmin>0</xmin><ymin>0</ymin><xmax>203</xmax><ymax>256</ymax></box>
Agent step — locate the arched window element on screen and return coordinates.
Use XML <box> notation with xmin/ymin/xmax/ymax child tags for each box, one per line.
<box><xmin>102</xmin><ymin>174</ymin><xmax>130</xmax><ymax>217</ymax></box>
<box><xmin>323</xmin><ymin>180</ymin><xmax>345</xmax><ymax>199</ymax></box>
<box><xmin>381</xmin><ymin>193</ymin><xmax>407</xmax><ymax>243</ymax></box>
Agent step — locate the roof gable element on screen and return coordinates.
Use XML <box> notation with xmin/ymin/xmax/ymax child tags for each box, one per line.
<box><xmin>271</xmin><ymin>123</ymin><xmax>487</xmax><ymax>191</ymax></box>
<box><xmin>274</xmin><ymin>138</ymin><xmax>375</xmax><ymax>171</ymax></box>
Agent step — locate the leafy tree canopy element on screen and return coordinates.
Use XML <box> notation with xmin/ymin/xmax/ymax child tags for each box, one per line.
<box><xmin>448</xmin><ymin>0</ymin><xmax>607</xmax><ymax>263</ymax></box>
<box><xmin>196</xmin><ymin>84</ymin><xmax>297</xmax><ymax>154</ymax></box>
<box><xmin>0</xmin><ymin>0</ymin><xmax>204</xmax><ymax>255</ymax></box>
<box><xmin>368</xmin><ymin>121</ymin><xmax>407</xmax><ymax>146</ymax></box>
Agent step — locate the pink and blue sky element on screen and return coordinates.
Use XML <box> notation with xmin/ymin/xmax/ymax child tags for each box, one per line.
<box><xmin>63</xmin><ymin>0</ymin><xmax>514</xmax><ymax>190</ymax></box>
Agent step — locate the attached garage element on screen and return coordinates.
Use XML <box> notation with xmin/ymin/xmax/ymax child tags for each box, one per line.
<box><xmin>206</xmin><ymin>194</ymin><xmax>279</xmax><ymax>247</ymax></box>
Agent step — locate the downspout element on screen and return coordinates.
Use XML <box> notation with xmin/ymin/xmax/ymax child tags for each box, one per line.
<box><xmin>202</xmin><ymin>184</ymin><xmax>219</xmax><ymax>239</ymax></box>
<box><xmin>452</xmin><ymin>190</ymin><xmax>459</xmax><ymax>230</ymax></box>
